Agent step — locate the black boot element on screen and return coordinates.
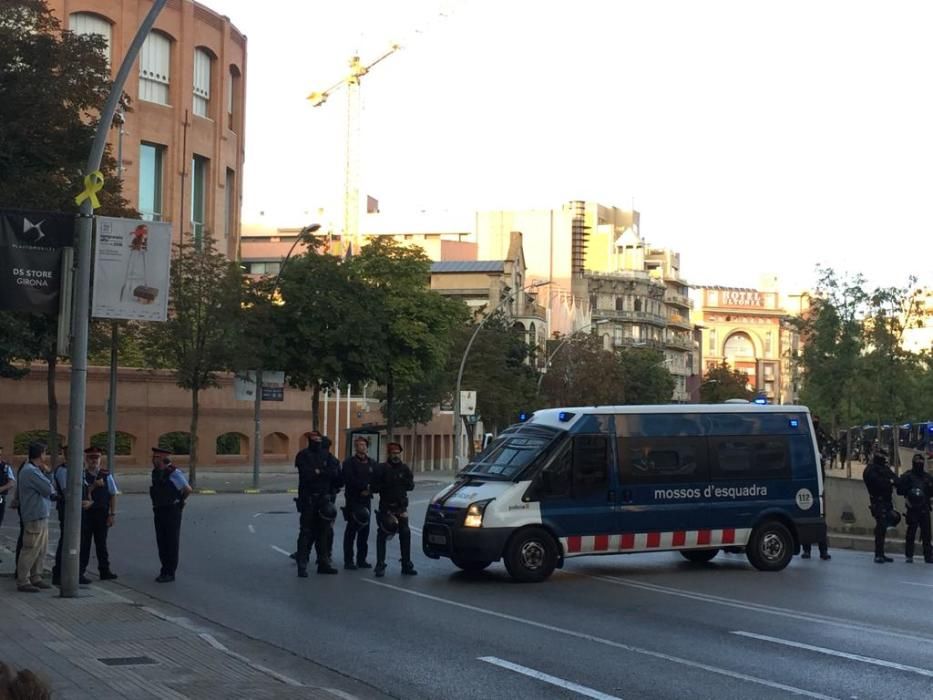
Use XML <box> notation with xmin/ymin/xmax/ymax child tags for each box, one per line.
<box><xmin>297</xmin><ymin>567</ymin><xmax>308</xmax><ymax>578</ymax></box>
<box><xmin>344</xmin><ymin>560</ymin><xmax>358</xmax><ymax>570</ymax></box>
<box><xmin>374</xmin><ymin>563</ymin><xmax>386</xmax><ymax>578</ymax></box>
<box><xmin>401</xmin><ymin>561</ymin><xmax>418</xmax><ymax>576</ymax></box>
<box><xmin>317</xmin><ymin>561</ymin><xmax>338</xmax><ymax>574</ymax></box>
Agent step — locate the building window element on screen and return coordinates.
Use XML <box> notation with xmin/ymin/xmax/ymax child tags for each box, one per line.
<box><xmin>69</xmin><ymin>12</ymin><xmax>111</xmax><ymax>63</ymax></box>
<box><xmin>191</xmin><ymin>155</ymin><xmax>209</xmax><ymax>243</ymax></box>
<box><xmin>634</xmin><ymin>298</ymin><xmax>642</xmax><ymax>312</ymax></box>
<box><xmin>764</xmin><ymin>330</ymin><xmax>773</xmax><ymax>355</ymax></box>
<box><xmin>193</xmin><ymin>48</ymin><xmax>212</xmax><ymax>117</ymax></box>
<box><xmin>224</xmin><ymin>168</ymin><xmax>236</xmax><ymax>243</ymax></box>
<box><xmin>138</xmin><ymin>143</ymin><xmax>165</xmax><ymax>221</ymax></box>
<box><xmin>227</xmin><ymin>65</ymin><xmax>241</xmax><ymax>131</ymax></box>
<box><xmin>708</xmin><ymin>329</ymin><xmax>717</xmax><ymax>354</ymax></box>
<box><xmin>615</xmin><ymin>297</ymin><xmax>624</xmax><ymax>311</ymax></box>
<box><xmin>140</xmin><ymin>31</ymin><xmax>171</xmax><ymax>105</ymax></box>
<box><xmin>724</xmin><ymin>332</ymin><xmax>755</xmax><ymax>359</ymax></box>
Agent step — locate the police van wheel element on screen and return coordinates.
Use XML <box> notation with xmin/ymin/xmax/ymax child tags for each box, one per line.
<box><xmin>747</xmin><ymin>521</ymin><xmax>794</xmax><ymax>571</ymax></box>
<box><xmin>504</xmin><ymin>528</ymin><xmax>558</xmax><ymax>582</ymax></box>
<box><xmin>680</xmin><ymin>548</ymin><xmax>719</xmax><ymax>564</ymax></box>
<box><xmin>450</xmin><ymin>556</ymin><xmax>493</xmax><ymax>573</ymax></box>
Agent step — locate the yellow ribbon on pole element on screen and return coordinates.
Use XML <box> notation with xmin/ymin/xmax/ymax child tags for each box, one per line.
<box><xmin>74</xmin><ymin>171</ymin><xmax>105</xmax><ymax>209</ymax></box>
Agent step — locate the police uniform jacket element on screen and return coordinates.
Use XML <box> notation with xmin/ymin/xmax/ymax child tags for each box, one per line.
<box><xmin>296</xmin><ymin>446</ymin><xmax>342</xmax><ymax>499</ymax></box>
<box><xmin>342</xmin><ymin>455</ymin><xmax>375</xmax><ymax>503</ymax></box>
<box><xmin>373</xmin><ymin>460</ymin><xmax>414</xmax><ymax>512</ymax></box>
<box><xmin>896</xmin><ymin>469</ymin><xmax>933</xmax><ymax>513</ymax></box>
<box><xmin>863</xmin><ymin>461</ymin><xmax>896</xmax><ymax>500</ymax></box>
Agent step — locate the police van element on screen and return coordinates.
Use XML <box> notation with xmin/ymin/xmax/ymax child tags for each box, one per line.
<box><xmin>423</xmin><ymin>404</ymin><xmax>826</xmax><ymax>582</ymax></box>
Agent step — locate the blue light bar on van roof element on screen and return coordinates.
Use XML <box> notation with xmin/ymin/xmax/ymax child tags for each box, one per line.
<box><xmin>558</xmin><ymin>411</ymin><xmax>574</xmax><ymax>422</ymax></box>
<box><xmin>790</xmin><ymin>419</ymin><xmax>799</xmax><ymax>428</ymax></box>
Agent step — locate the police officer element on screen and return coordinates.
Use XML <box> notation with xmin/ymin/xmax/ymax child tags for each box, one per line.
<box><xmin>863</xmin><ymin>449</ymin><xmax>897</xmax><ymax>563</ymax></box>
<box><xmin>342</xmin><ymin>436</ymin><xmax>375</xmax><ymax>570</ymax></box>
<box><xmin>50</xmin><ymin>451</ymin><xmax>71</xmax><ymax>586</ymax></box>
<box><xmin>373</xmin><ymin>442</ymin><xmax>416</xmax><ymax>578</ymax></box>
<box><xmin>0</xmin><ymin>446</ymin><xmax>16</xmax><ymax>563</ymax></box>
<box><xmin>79</xmin><ymin>446</ymin><xmax>119</xmax><ymax>582</ymax></box>
<box><xmin>149</xmin><ymin>447</ymin><xmax>192</xmax><ymax>583</ymax></box>
<box><xmin>802</xmin><ymin>439</ymin><xmax>831</xmax><ymax>561</ymax></box>
<box><xmin>896</xmin><ymin>454</ymin><xmax>933</xmax><ymax>563</ymax></box>
<box><xmin>295</xmin><ymin>432</ymin><xmax>342</xmax><ymax>577</ymax></box>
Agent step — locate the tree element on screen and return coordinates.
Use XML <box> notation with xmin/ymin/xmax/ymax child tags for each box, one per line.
<box><xmin>538</xmin><ymin>333</ymin><xmax>626</xmax><ymax>408</ymax></box>
<box><xmin>352</xmin><ymin>238</ymin><xmax>465</xmax><ymax>440</ymax></box>
<box><xmin>617</xmin><ymin>348</ymin><xmax>676</xmax><ymax>404</ymax></box>
<box><xmin>140</xmin><ymin>234</ymin><xmax>242</xmax><ymax>485</ymax></box>
<box><xmin>700</xmin><ymin>361</ymin><xmax>754</xmax><ymax>403</ymax></box>
<box><xmin>274</xmin><ymin>239</ymin><xmax>377</xmax><ymax>431</ymax></box>
<box><xmin>0</xmin><ymin>0</ymin><xmax>136</xmax><ymax>460</ymax></box>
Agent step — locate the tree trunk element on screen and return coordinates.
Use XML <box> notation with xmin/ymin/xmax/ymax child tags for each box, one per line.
<box><xmin>311</xmin><ymin>381</ymin><xmax>321</xmax><ymax>432</ymax></box>
<box><xmin>412</xmin><ymin>421</ymin><xmax>419</xmax><ymax>472</ymax></box>
<box><xmin>189</xmin><ymin>387</ymin><xmax>199</xmax><ymax>487</ymax></box>
<box><xmin>47</xmin><ymin>355</ymin><xmax>59</xmax><ymax>461</ymax></box>
<box><xmin>386</xmin><ymin>378</ymin><xmax>395</xmax><ymax>442</ymax></box>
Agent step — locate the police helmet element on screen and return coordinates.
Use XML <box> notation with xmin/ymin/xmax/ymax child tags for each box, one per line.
<box><xmin>350</xmin><ymin>504</ymin><xmax>371</xmax><ymax>527</ymax></box>
<box><xmin>378</xmin><ymin>512</ymin><xmax>399</xmax><ymax>538</ymax></box>
<box><xmin>912</xmin><ymin>454</ymin><xmax>926</xmax><ymax>469</ymax></box>
<box><xmin>885</xmin><ymin>509</ymin><xmax>902</xmax><ymax>527</ymax></box>
<box><xmin>872</xmin><ymin>452</ymin><xmax>888</xmax><ymax>466</ymax></box>
<box><xmin>317</xmin><ymin>499</ymin><xmax>338</xmax><ymax>521</ymax></box>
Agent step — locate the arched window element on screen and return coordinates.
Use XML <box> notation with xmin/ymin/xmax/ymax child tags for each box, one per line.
<box><xmin>140</xmin><ymin>31</ymin><xmax>172</xmax><ymax>105</ymax></box>
<box><xmin>724</xmin><ymin>332</ymin><xmax>755</xmax><ymax>359</ymax></box>
<box><xmin>69</xmin><ymin>12</ymin><xmax>111</xmax><ymax>62</ymax></box>
<box><xmin>227</xmin><ymin>64</ymin><xmax>241</xmax><ymax>130</ymax></box>
<box><xmin>193</xmin><ymin>48</ymin><xmax>213</xmax><ymax>117</ymax></box>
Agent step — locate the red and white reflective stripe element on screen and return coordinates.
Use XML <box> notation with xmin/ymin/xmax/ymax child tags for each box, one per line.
<box><xmin>560</xmin><ymin>528</ymin><xmax>752</xmax><ymax>556</ymax></box>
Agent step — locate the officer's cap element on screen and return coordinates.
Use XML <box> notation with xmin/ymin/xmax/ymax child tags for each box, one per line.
<box><xmin>151</xmin><ymin>446</ymin><xmax>172</xmax><ymax>455</ymax></box>
<box><xmin>354</xmin><ymin>436</ymin><xmax>370</xmax><ymax>446</ymax></box>
<box><xmin>387</xmin><ymin>442</ymin><xmax>403</xmax><ymax>453</ymax></box>
<box><xmin>84</xmin><ymin>446</ymin><xmax>103</xmax><ymax>456</ymax></box>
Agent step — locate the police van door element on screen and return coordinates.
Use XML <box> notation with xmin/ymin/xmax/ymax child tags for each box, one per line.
<box><xmin>535</xmin><ymin>434</ymin><xmax>616</xmax><ymax>541</ymax></box>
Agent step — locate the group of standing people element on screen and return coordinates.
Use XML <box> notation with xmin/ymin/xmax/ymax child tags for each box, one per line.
<box><xmin>864</xmin><ymin>450</ymin><xmax>933</xmax><ymax>563</ymax></box>
<box><xmin>0</xmin><ymin>441</ymin><xmax>192</xmax><ymax>591</ymax></box>
<box><xmin>293</xmin><ymin>432</ymin><xmax>416</xmax><ymax>578</ymax></box>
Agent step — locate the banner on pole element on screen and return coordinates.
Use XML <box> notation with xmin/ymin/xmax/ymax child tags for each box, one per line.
<box><xmin>0</xmin><ymin>209</ymin><xmax>75</xmax><ymax>314</ymax></box>
<box><xmin>460</xmin><ymin>390</ymin><xmax>477</xmax><ymax>416</ymax></box>
<box><xmin>234</xmin><ymin>371</ymin><xmax>286</xmax><ymax>402</ymax></box>
<box><xmin>91</xmin><ymin>217</ymin><xmax>171</xmax><ymax>321</ymax></box>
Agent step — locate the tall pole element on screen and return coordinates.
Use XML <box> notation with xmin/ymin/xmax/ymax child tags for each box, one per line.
<box><xmin>454</xmin><ymin>281</ymin><xmax>547</xmax><ymax>469</ymax></box>
<box><xmin>536</xmin><ymin>321</ymin><xmax>605</xmax><ymax>395</ymax></box>
<box><xmin>64</xmin><ymin>0</ymin><xmax>169</xmax><ymax>599</ymax></box>
<box><xmin>106</xmin><ymin>321</ymin><xmax>118</xmax><ymax>472</ymax></box>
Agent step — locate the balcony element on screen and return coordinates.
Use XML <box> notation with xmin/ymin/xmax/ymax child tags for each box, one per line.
<box><xmin>613</xmin><ymin>337</ymin><xmax>664</xmax><ymax>350</ymax></box>
<box><xmin>593</xmin><ymin>308</ymin><xmax>668</xmax><ymax>326</ymax></box>
<box><xmin>665</xmin><ymin>292</ymin><xmax>691</xmax><ymax>308</ymax></box>
<box><xmin>667</xmin><ymin>313</ymin><xmax>692</xmax><ymax>330</ymax></box>
<box><xmin>665</xmin><ymin>336</ymin><xmax>693</xmax><ymax>351</ymax></box>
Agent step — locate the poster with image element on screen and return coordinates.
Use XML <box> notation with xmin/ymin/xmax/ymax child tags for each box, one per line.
<box><xmin>0</xmin><ymin>209</ymin><xmax>74</xmax><ymax>314</ymax></box>
<box><xmin>92</xmin><ymin>217</ymin><xmax>171</xmax><ymax>321</ymax></box>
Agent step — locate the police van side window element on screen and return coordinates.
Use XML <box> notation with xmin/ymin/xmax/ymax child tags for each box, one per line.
<box><xmin>572</xmin><ymin>435</ymin><xmax>610</xmax><ymax>496</ymax></box>
<box><xmin>533</xmin><ymin>444</ymin><xmax>572</xmax><ymax>499</ymax></box>
<box><xmin>619</xmin><ymin>437</ymin><xmax>707</xmax><ymax>484</ymax></box>
<box><xmin>710</xmin><ymin>437</ymin><xmax>790</xmax><ymax>480</ymax></box>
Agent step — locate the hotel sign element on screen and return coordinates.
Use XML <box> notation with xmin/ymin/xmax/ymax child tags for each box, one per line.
<box><xmin>721</xmin><ymin>290</ymin><xmax>763</xmax><ymax>307</ymax></box>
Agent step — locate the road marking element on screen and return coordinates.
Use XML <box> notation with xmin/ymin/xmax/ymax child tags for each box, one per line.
<box><xmin>323</xmin><ymin>690</ymin><xmax>362</xmax><ymax>700</ymax></box>
<box><xmin>363</xmin><ymin>580</ymin><xmax>837</xmax><ymax>700</ymax></box>
<box><xmin>900</xmin><ymin>580</ymin><xmax>933</xmax><ymax>589</ymax></box>
<box><xmin>248</xmin><ymin>524</ymin><xmax>256</xmax><ymax>534</ymax></box>
<box><xmin>253</xmin><ymin>513</ymin><xmax>263</xmax><ymax>519</ymax></box>
<box><xmin>410</xmin><ymin>525</ymin><xmax>423</xmax><ymax>535</ymax></box>
<box><xmin>732</xmin><ymin>631</ymin><xmax>933</xmax><ymax>679</ymax></box>
<box><xmin>270</xmin><ymin>545</ymin><xmax>291</xmax><ymax>557</ymax></box>
<box><xmin>479</xmin><ymin>656</ymin><xmax>622</xmax><ymax>699</ymax></box>
<box><xmin>582</xmin><ymin>574</ymin><xmax>933</xmax><ymax>645</ymax></box>
<box><xmin>409</xmin><ymin>499</ymin><xmax>431</xmax><ymax>506</ymax></box>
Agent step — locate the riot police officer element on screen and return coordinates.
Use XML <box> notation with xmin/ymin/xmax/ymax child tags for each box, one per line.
<box><xmin>896</xmin><ymin>454</ymin><xmax>933</xmax><ymax>563</ymax></box>
<box><xmin>295</xmin><ymin>433</ymin><xmax>342</xmax><ymax>577</ymax></box>
<box><xmin>149</xmin><ymin>447</ymin><xmax>192</xmax><ymax>583</ymax></box>
<box><xmin>373</xmin><ymin>442</ymin><xmax>416</xmax><ymax>577</ymax></box>
<box><xmin>863</xmin><ymin>449</ymin><xmax>898</xmax><ymax>563</ymax></box>
<box><xmin>342</xmin><ymin>436</ymin><xmax>375</xmax><ymax>569</ymax></box>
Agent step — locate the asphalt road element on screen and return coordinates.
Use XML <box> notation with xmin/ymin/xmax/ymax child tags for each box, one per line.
<box><xmin>98</xmin><ymin>482</ymin><xmax>933</xmax><ymax>700</ymax></box>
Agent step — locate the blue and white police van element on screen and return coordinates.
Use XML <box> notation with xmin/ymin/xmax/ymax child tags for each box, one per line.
<box><xmin>423</xmin><ymin>404</ymin><xmax>826</xmax><ymax>582</ymax></box>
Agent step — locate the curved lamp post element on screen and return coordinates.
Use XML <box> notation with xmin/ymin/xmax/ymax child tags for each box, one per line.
<box><xmin>251</xmin><ymin>223</ymin><xmax>320</xmax><ymax>489</ymax></box>
<box><xmin>454</xmin><ymin>280</ymin><xmax>549</xmax><ymax>469</ymax></box>
<box><xmin>535</xmin><ymin>319</ymin><xmax>609</xmax><ymax>396</ymax></box>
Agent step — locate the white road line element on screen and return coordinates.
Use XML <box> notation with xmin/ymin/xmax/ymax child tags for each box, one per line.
<box><xmin>248</xmin><ymin>524</ymin><xmax>256</xmax><ymax>534</ymax></box>
<box><xmin>410</xmin><ymin>525</ymin><xmax>423</xmax><ymax>535</ymax></box>
<box><xmin>583</xmin><ymin>574</ymin><xmax>933</xmax><ymax>645</ymax></box>
<box><xmin>199</xmin><ymin>633</ymin><xmax>303</xmax><ymax>687</ymax></box>
<box><xmin>253</xmin><ymin>513</ymin><xmax>263</xmax><ymax>519</ymax></box>
<box><xmin>270</xmin><ymin>545</ymin><xmax>292</xmax><ymax>557</ymax></box>
<box><xmin>732</xmin><ymin>631</ymin><xmax>933</xmax><ymax>679</ymax></box>
<box><xmin>901</xmin><ymin>580</ymin><xmax>933</xmax><ymax>589</ymax></box>
<box><xmin>409</xmin><ymin>499</ymin><xmax>431</xmax><ymax>506</ymax></box>
<box><xmin>362</xmin><ymin>580</ymin><xmax>837</xmax><ymax>700</ymax></box>
<box><xmin>479</xmin><ymin>656</ymin><xmax>622</xmax><ymax>700</ymax></box>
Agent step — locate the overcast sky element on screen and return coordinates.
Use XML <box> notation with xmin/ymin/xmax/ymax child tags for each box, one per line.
<box><xmin>208</xmin><ymin>0</ymin><xmax>932</xmax><ymax>292</ymax></box>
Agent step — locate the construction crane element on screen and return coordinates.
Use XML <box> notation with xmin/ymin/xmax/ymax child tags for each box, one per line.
<box><xmin>307</xmin><ymin>44</ymin><xmax>402</xmax><ymax>251</ymax></box>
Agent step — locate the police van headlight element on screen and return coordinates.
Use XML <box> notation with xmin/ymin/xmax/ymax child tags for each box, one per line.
<box><xmin>464</xmin><ymin>500</ymin><xmax>493</xmax><ymax>528</ymax></box>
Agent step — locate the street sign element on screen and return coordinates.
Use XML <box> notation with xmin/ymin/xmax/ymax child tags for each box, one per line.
<box><xmin>234</xmin><ymin>371</ymin><xmax>286</xmax><ymax>401</ymax></box>
<box><xmin>460</xmin><ymin>390</ymin><xmax>477</xmax><ymax>416</ymax></box>
<box><xmin>261</xmin><ymin>386</ymin><xmax>284</xmax><ymax>401</ymax></box>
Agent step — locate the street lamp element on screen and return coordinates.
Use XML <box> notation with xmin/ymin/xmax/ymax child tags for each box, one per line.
<box><xmin>454</xmin><ymin>280</ymin><xmax>549</xmax><ymax>469</ymax></box>
<box><xmin>251</xmin><ymin>223</ymin><xmax>320</xmax><ymax>490</ymax></box>
<box><xmin>536</xmin><ymin>319</ymin><xmax>609</xmax><ymax>395</ymax></box>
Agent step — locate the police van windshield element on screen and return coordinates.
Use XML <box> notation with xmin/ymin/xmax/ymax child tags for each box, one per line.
<box><xmin>462</xmin><ymin>427</ymin><xmax>559</xmax><ymax>479</ymax></box>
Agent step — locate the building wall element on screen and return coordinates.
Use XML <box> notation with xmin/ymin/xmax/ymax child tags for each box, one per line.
<box><xmin>48</xmin><ymin>0</ymin><xmax>246</xmax><ymax>260</ymax></box>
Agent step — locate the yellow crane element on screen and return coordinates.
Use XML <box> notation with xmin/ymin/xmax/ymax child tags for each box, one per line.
<box><xmin>307</xmin><ymin>44</ymin><xmax>402</xmax><ymax>251</ymax></box>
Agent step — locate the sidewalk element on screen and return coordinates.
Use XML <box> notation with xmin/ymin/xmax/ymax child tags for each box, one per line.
<box><xmin>0</xmin><ymin>536</ymin><xmax>386</xmax><ymax>699</ymax></box>
<box><xmin>108</xmin><ymin>469</ymin><xmax>458</xmax><ymax>494</ymax></box>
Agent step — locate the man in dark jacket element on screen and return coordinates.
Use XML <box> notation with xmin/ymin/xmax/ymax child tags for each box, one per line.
<box><xmin>295</xmin><ymin>433</ymin><xmax>342</xmax><ymax>576</ymax></box>
<box><xmin>342</xmin><ymin>436</ymin><xmax>375</xmax><ymax>569</ymax></box>
<box><xmin>373</xmin><ymin>442</ymin><xmax>416</xmax><ymax>577</ymax></box>
<box><xmin>896</xmin><ymin>454</ymin><xmax>933</xmax><ymax>563</ymax></box>
<box><xmin>863</xmin><ymin>450</ymin><xmax>897</xmax><ymax>563</ymax></box>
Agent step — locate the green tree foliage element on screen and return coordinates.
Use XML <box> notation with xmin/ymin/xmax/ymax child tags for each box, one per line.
<box><xmin>140</xmin><ymin>234</ymin><xmax>242</xmax><ymax>484</ymax></box>
<box><xmin>700</xmin><ymin>361</ymin><xmax>754</xmax><ymax>403</ymax></box>
<box><xmin>617</xmin><ymin>348</ymin><xmax>676</xmax><ymax>405</ymax></box>
<box><xmin>538</xmin><ymin>333</ymin><xmax>625</xmax><ymax>407</ymax></box>
<box><xmin>0</xmin><ymin>0</ymin><xmax>137</xmax><ymax>461</ymax></box>
<box><xmin>352</xmin><ymin>238</ymin><xmax>466</xmax><ymax>439</ymax></box>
